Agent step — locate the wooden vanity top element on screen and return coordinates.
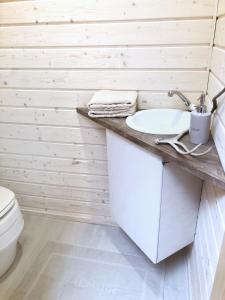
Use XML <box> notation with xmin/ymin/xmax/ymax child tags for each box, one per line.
<box><xmin>77</xmin><ymin>108</ymin><xmax>225</xmax><ymax>191</ymax></box>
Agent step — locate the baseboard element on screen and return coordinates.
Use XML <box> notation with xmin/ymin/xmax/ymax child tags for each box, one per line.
<box><xmin>21</xmin><ymin>206</ymin><xmax>116</xmax><ymax>227</ymax></box>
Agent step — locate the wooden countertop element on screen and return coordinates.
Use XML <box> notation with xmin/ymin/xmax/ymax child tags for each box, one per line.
<box><xmin>77</xmin><ymin>108</ymin><xmax>225</xmax><ymax>191</ymax></box>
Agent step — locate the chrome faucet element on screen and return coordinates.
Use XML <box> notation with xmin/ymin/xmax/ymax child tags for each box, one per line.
<box><xmin>168</xmin><ymin>90</ymin><xmax>196</xmax><ymax>111</ymax></box>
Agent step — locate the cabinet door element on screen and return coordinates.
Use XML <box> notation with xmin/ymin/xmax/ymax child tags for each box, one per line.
<box><xmin>106</xmin><ymin>130</ymin><xmax>163</xmax><ymax>262</ymax></box>
<box><xmin>157</xmin><ymin>163</ymin><xmax>202</xmax><ymax>262</ymax></box>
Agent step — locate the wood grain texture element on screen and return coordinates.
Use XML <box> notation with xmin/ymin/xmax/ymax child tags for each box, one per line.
<box><xmin>210</xmin><ymin>235</ymin><xmax>225</xmax><ymax>300</ymax></box>
<box><xmin>77</xmin><ymin>108</ymin><xmax>225</xmax><ymax>191</ymax></box>
<box><xmin>0</xmin><ymin>89</ymin><xmax>201</xmax><ymax>109</ymax></box>
<box><xmin>16</xmin><ymin>194</ymin><xmax>111</xmax><ymax>217</ymax></box>
<box><xmin>0</xmin><ymin>123</ymin><xmax>106</xmax><ymax>144</ymax></box>
<box><xmin>211</xmin><ymin>47</ymin><xmax>225</xmax><ymax>84</ymax></box>
<box><xmin>0</xmin><ymin>47</ymin><xmax>210</xmax><ymax>69</ymax></box>
<box><xmin>0</xmin><ymin>138</ymin><xmax>107</xmax><ymax>160</ymax></box>
<box><xmin>0</xmin><ymin>166</ymin><xmax>108</xmax><ymax>189</ymax></box>
<box><xmin>0</xmin><ymin>0</ymin><xmax>215</xmax><ymax>25</ymax></box>
<box><xmin>0</xmin><ymin>89</ymin><xmax>93</xmax><ymax>108</ymax></box>
<box><xmin>208</xmin><ymin>14</ymin><xmax>225</xmax><ymax>173</ymax></box>
<box><xmin>0</xmin><ymin>179</ymin><xmax>109</xmax><ymax>203</ymax></box>
<box><xmin>218</xmin><ymin>0</ymin><xmax>225</xmax><ymax>16</ymax></box>
<box><xmin>0</xmin><ymin>0</ymin><xmax>215</xmax><ymax>224</ymax></box>
<box><xmin>0</xmin><ymin>153</ymin><xmax>107</xmax><ymax>175</ymax></box>
<box><xmin>188</xmin><ymin>3</ymin><xmax>225</xmax><ymax>299</ymax></box>
<box><xmin>0</xmin><ymin>20</ymin><xmax>213</xmax><ymax>48</ymax></box>
<box><xmin>0</xmin><ymin>70</ymin><xmax>208</xmax><ymax>91</ymax></box>
<box><xmin>214</xmin><ymin>16</ymin><xmax>225</xmax><ymax>46</ymax></box>
<box><xmin>0</xmin><ymin>107</ymin><xmax>102</xmax><ymax>128</ymax></box>
<box><xmin>188</xmin><ymin>184</ymin><xmax>225</xmax><ymax>300</ymax></box>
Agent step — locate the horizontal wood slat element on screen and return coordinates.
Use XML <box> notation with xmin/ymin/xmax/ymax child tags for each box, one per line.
<box><xmin>214</xmin><ymin>16</ymin><xmax>225</xmax><ymax>47</ymax></box>
<box><xmin>0</xmin><ymin>47</ymin><xmax>209</xmax><ymax>69</ymax></box>
<box><xmin>0</xmin><ymin>107</ymin><xmax>101</xmax><ymax>128</ymax></box>
<box><xmin>16</xmin><ymin>194</ymin><xmax>111</xmax><ymax>217</ymax></box>
<box><xmin>0</xmin><ymin>166</ymin><xmax>108</xmax><ymax>189</ymax></box>
<box><xmin>0</xmin><ymin>138</ymin><xmax>107</xmax><ymax>160</ymax></box>
<box><xmin>0</xmin><ymin>0</ymin><xmax>215</xmax><ymax>24</ymax></box>
<box><xmin>0</xmin><ymin>153</ymin><xmax>107</xmax><ymax>175</ymax></box>
<box><xmin>0</xmin><ymin>20</ymin><xmax>213</xmax><ymax>48</ymax></box>
<box><xmin>0</xmin><ymin>70</ymin><xmax>208</xmax><ymax>91</ymax></box>
<box><xmin>0</xmin><ymin>123</ymin><xmax>106</xmax><ymax>144</ymax></box>
<box><xmin>0</xmin><ymin>89</ymin><xmax>201</xmax><ymax>109</ymax></box>
<box><xmin>0</xmin><ymin>89</ymin><xmax>92</xmax><ymax>108</ymax></box>
<box><xmin>0</xmin><ymin>179</ymin><xmax>109</xmax><ymax>203</ymax></box>
<box><xmin>218</xmin><ymin>0</ymin><xmax>225</xmax><ymax>16</ymax></box>
<box><xmin>211</xmin><ymin>47</ymin><xmax>225</xmax><ymax>85</ymax></box>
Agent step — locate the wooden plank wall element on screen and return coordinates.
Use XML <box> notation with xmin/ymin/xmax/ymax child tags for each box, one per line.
<box><xmin>187</xmin><ymin>1</ymin><xmax>225</xmax><ymax>299</ymax></box>
<box><xmin>210</xmin><ymin>234</ymin><xmax>225</xmax><ymax>300</ymax></box>
<box><xmin>187</xmin><ymin>184</ymin><xmax>225</xmax><ymax>300</ymax></box>
<box><xmin>210</xmin><ymin>3</ymin><xmax>225</xmax><ymax>171</ymax></box>
<box><xmin>0</xmin><ymin>0</ymin><xmax>215</xmax><ymax>223</ymax></box>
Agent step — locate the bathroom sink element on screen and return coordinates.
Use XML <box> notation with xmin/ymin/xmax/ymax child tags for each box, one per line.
<box><xmin>126</xmin><ymin>109</ymin><xmax>190</xmax><ymax>135</ymax></box>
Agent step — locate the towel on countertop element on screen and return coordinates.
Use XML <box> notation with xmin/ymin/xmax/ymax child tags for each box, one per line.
<box><xmin>88</xmin><ymin>105</ymin><xmax>136</xmax><ymax>118</ymax></box>
<box><xmin>87</xmin><ymin>90</ymin><xmax>137</xmax><ymax>118</ymax></box>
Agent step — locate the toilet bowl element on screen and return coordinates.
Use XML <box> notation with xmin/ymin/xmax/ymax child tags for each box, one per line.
<box><xmin>0</xmin><ymin>186</ymin><xmax>24</xmax><ymax>277</ymax></box>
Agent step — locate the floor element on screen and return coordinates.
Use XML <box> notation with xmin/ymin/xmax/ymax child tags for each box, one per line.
<box><xmin>0</xmin><ymin>213</ymin><xmax>189</xmax><ymax>300</ymax></box>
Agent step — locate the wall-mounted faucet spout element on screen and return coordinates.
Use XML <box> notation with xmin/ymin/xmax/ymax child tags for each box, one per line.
<box><xmin>168</xmin><ymin>90</ymin><xmax>196</xmax><ymax>111</ymax></box>
<box><xmin>211</xmin><ymin>87</ymin><xmax>225</xmax><ymax>114</ymax></box>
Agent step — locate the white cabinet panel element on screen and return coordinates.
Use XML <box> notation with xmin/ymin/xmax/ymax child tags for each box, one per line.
<box><xmin>106</xmin><ymin>129</ymin><xmax>163</xmax><ymax>262</ymax></box>
<box><xmin>158</xmin><ymin>163</ymin><xmax>202</xmax><ymax>262</ymax></box>
<box><xmin>107</xmin><ymin>130</ymin><xmax>202</xmax><ymax>263</ymax></box>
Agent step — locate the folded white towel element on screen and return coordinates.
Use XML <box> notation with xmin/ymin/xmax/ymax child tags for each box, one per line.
<box><xmin>88</xmin><ymin>104</ymin><xmax>136</xmax><ymax>118</ymax></box>
<box><xmin>88</xmin><ymin>90</ymin><xmax>137</xmax><ymax>110</ymax></box>
<box><xmin>88</xmin><ymin>90</ymin><xmax>137</xmax><ymax>118</ymax></box>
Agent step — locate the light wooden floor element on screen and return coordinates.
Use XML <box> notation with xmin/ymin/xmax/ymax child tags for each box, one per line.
<box><xmin>0</xmin><ymin>213</ymin><xmax>189</xmax><ymax>300</ymax></box>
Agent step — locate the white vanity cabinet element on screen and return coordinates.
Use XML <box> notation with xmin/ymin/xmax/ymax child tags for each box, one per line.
<box><xmin>106</xmin><ymin>130</ymin><xmax>202</xmax><ymax>263</ymax></box>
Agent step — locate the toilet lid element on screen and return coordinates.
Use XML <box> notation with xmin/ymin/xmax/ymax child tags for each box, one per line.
<box><xmin>0</xmin><ymin>187</ymin><xmax>15</xmax><ymax>218</ymax></box>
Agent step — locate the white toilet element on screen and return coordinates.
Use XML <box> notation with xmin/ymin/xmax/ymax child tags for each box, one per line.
<box><xmin>0</xmin><ymin>186</ymin><xmax>24</xmax><ymax>277</ymax></box>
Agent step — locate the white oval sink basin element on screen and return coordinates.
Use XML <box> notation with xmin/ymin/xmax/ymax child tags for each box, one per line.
<box><xmin>126</xmin><ymin>109</ymin><xmax>190</xmax><ymax>135</ymax></box>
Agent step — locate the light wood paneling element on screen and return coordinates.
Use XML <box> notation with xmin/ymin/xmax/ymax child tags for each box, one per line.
<box><xmin>0</xmin><ymin>123</ymin><xmax>106</xmax><ymax>144</ymax></box>
<box><xmin>0</xmin><ymin>0</ymin><xmax>215</xmax><ymax>24</ymax></box>
<box><xmin>188</xmin><ymin>184</ymin><xmax>225</xmax><ymax>300</ymax></box>
<box><xmin>0</xmin><ymin>47</ymin><xmax>209</xmax><ymax>69</ymax></box>
<box><xmin>0</xmin><ymin>89</ymin><xmax>201</xmax><ymax>109</ymax></box>
<box><xmin>0</xmin><ymin>0</ymin><xmax>215</xmax><ymax>223</ymax></box>
<box><xmin>0</xmin><ymin>89</ymin><xmax>92</xmax><ymax>108</ymax></box>
<box><xmin>0</xmin><ymin>153</ymin><xmax>107</xmax><ymax>175</ymax></box>
<box><xmin>210</xmin><ymin>235</ymin><xmax>225</xmax><ymax>300</ymax></box>
<box><xmin>214</xmin><ymin>16</ymin><xmax>225</xmax><ymax>46</ymax></box>
<box><xmin>211</xmin><ymin>47</ymin><xmax>225</xmax><ymax>84</ymax></box>
<box><xmin>0</xmin><ymin>20</ymin><xmax>212</xmax><ymax>48</ymax></box>
<box><xmin>218</xmin><ymin>0</ymin><xmax>225</xmax><ymax>16</ymax></box>
<box><xmin>0</xmin><ymin>179</ymin><xmax>109</xmax><ymax>203</ymax></box>
<box><xmin>0</xmin><ymin>70</ymin><xmax>208</xmax><ymax>91</ymax></box>
<box><xmin>0</xmin><ymin>107</ymin><xmax>102</xmax><ymax>128</ymax></box>
<box><xmin>16</xmin><ymin>194</ymin><xmax>111</xmax><ymax>216</ymax></box>
<box><xmin>188</xmin><ymin>2</ymin><xmax>225</xmax><ymax>299</ymax></box>
<box><xmin>209</xmin><ymin>17</ymin><xmax>225</xmax><ymax>173</ymax></box>
<box><xmin>0</xmin><ymin>138</ymin><xmax>107</xmax><ymax>160</ymax></box>
<box><xmin>0</xmin><ymin>166</ymin><xmax>108</xmax><ymax>189</ymax></box>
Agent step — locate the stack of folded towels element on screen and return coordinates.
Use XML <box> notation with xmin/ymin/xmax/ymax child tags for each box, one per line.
<box><xmin>87</xmin><ymin>90</ymin><xmax>137</xmax><ymax>118</ymax></box>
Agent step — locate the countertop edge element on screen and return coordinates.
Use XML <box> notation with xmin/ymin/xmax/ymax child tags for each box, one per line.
<box><xmin>77</xmin><ymin>107</ymin><xmax>225</xmax><ymax>191</ymax></box>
